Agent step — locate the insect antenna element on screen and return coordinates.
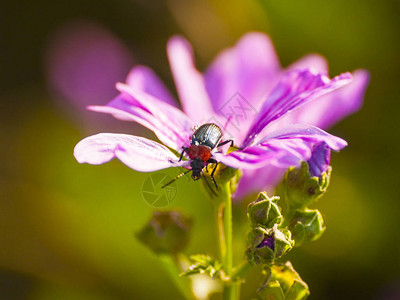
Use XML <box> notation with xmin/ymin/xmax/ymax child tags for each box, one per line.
<box><xmin>162</xmin><ymin>169</ymin><xmax>192</xmax><ymax>188</ymax></box>
<box><xmin>201</xmin><ymin>171</ymin><xmax>218</xmax><ymax>197</ymax></box>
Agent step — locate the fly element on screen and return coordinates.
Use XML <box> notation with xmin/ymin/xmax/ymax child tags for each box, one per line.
<box><xmin>162</xmin><ymin>123</ymin><xmax>233</xmax><ymax>191</ymax></box>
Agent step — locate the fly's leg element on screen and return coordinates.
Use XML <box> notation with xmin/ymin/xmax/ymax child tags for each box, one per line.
<box><xmin>201</xmin><ymin>170</ymin><xmax>217</xmax><ymax>197</ymax></box>
<box><xmin>207</xmin><ymin>158</ymin><xmax>219</xmax><ymax>190</ymax></box>
<box><xmin>217</xmin><ymin>139</ymin><xmax>234</xmax><ymax>148</ymax></box>
<box><xmin>179</xmin><ymin>147</ymin><xmax>189</xmax><ymax>162</ymax></box>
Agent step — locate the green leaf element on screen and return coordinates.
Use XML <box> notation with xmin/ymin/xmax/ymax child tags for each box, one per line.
<box><xmin>180</xmin><ymin>254</ymin><xmax>223</xmax><ymax>279</ymax></box>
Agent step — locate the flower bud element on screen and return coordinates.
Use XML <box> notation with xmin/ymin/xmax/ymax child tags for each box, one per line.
<box><xmin>136</xmin><ymin>210</ymin><xmax>192</xmax><ymax>254</ymax></box>
<box><xmin>246</xmin><ymin>225</ymin><xmax>294</xmax><ymax>265</ymax></box>
<box><xmin>247</xmin><ymin>192</ymin><xmax>282</xmax><ymax>228</ymax></box>
<box><xmin>288</xmin><ymin>209</ymin><xmax>326</xmax><ymax>247</ymax></box>
<box><xmin>281</xmin><ymin>162</ymin><xmax>331</xmax><ymax>209</ymax></box>
<box><xmin>258</xmin><ymin>261</ymin><xmax>310</xmax><ymax>300</ymax></box>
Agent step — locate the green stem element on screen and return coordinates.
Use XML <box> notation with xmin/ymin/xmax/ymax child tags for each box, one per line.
<box><xmin>223</xmin><ymin>184</ymin><xmax>233</xmax><ymax>274</ymax></box>
<box><xmin>218</xmin><ymin>202</ymin><xmax>226</xmax><ymax>261</ymax></box>
<box><xmin>218</xmin><ymin>182</ymin><xmax>237</xmax><ymax>300</ymax></box>
<box><xmin>231</xmin><ymin>260</ymin><xmax>253</xmax><ymax>281</ymax></box>
<box><xmin>160</xmin><ymin>254</ymin><xmax>194</xmax><ymax>300</ymax></box>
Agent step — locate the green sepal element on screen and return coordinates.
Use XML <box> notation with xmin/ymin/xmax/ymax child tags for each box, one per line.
<box><xmin>281</xmin><ymin>162</ymin><xmax>331</xmax><ymax>209</ymax></box>
<box><xmin>288</xmin><ymin>209</ymin><xmax>326</xmax><ymax>247</ymax></box>
<box><xmin>248</xmin><ymin>192</ymin><xmax>282</xmax><ymax>228</ymax></box>
<box><xmin>136</xmin><ymin>210</ymin><xmax>192</xmax><ymax>255</ymax></box>
<box><xmin>258</xmin><ymin>280</ymin><xmax>285</xmax><ymax>300</ymax></box>
<box><xmin>180</xmin><ymin>254</ymin><xmax>223</xmax><ymax>279</ymax></box>
<box><xmin>258</xmin><ymin>261</ymin><xmax>310</xmax><ymax>300</ymax></box>
<box><xmin>246</xmin><ymin>225</ymin><xmax>294</xmax><ymax>265</ymax></box>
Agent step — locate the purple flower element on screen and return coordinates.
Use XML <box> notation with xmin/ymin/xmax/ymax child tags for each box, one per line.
<box><xmin>74</xmin><ymin>32</ymin><xmax>369</xmax><ymax>198</ymax></box>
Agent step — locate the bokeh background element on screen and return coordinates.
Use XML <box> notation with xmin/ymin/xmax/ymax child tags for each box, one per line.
<box><xmin>1</xmin><ymin>0</ymin><xmax>399</xmax><ymax>299</ymax></box>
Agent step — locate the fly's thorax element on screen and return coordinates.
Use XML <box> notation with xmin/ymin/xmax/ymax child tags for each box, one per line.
<box><xmin>188</xmin><ymin>145</ymin><xmax>212</xmax><ymax>162</ymax></box>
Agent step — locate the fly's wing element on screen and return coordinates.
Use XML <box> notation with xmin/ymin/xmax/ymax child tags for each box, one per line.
<box><xmin>191</xmin><ymin>123</ymin><xmax>223</xmax><ymax>148</ymax></box>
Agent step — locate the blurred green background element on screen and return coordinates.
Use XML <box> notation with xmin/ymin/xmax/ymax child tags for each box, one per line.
<box><xmin>1</xmin><ymin>0</ymin><xmax>399</xmax><ymax>299</ymax></box>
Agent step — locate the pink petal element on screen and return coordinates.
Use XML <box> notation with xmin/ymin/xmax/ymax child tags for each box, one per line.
<box><xmin>234</xmin><ymin>166</ymin><xmax>285</xmax><ymax>199</ymax></box>
<box><xmin>308</xmin><ymin>69</ymin><xmax>369</xmax><ymax>129</ymax></box>
<box><xmin>234</xmin><ymin>127</ymin><xmax>338</xmax><ymax>199</ymax></box>
<box><xmin>88</xmin><ymin>101</ymin><xmax>160</xmax><ymax>133</ymax></box>
<box><xmin>268</xmin><ymin>69</ymin><xmax>370</xmax><ymax>131</ymax></box>
<box><xmin>215</xmin><ymin>139</ymin><xmax>310</xmax><ymax>170</ymax></box>
<box><xmin>205</xmin><ymin>32</ymin><xmax>281</xmax><ymax>111</ymax></box>
<box><xmin>242</xmin><ymin>70</ymin><xmax>352</xmax><ymax>147</ymax></box>
<box><xmin>88</xmin><ymin>83</ymin><xmax>194</xmax><ymax>151</ymax></box>
<box><xmin>216</xmin><ymin>124</ymin><xmax>346</xmax><ymax>170</ymax></box>
<box><xmin>125</xmin><ymin>65</ymin><xmax>178</xmax><ymax>107</ymax></box>
<box><xmin>287</xmin><ymin>53</ymin><xmax>328</xmax><ymax>74</ymax></box>
<box><xmin>260</xmin><ymin>124</ymin><xmax>347</xmax><ymax>150</ymax></box>
<box><xmin>167</xmin><ymin>36</ymin><xmax>215</xmax><ymax>124</ymax></box>
<box><xmin>74</xmin><ymin>133</ymin><xmax>187</xmax><ymax>172</ymax></box>
<box><xmin>204</xmin><ymin>32</ymin><xmax>281</xmax><ymax>144</ymax></box>
<box><xmin>118</xmin><ymin>83</ymin><xmax>194</xmax><ymax>144</ymax></box>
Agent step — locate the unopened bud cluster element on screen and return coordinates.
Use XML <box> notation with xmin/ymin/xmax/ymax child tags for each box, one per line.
<box><xmin>247</xmin><ymin>161</ymin><xmax>333</xmax><ymax>299</ymax></box>
<box><xmin>246</xmin><ymin>192</ymin><xmax>294</xmax><ymax>265</ymax></box>
<box><xmin>280</xmin><ymin>162</ymin><xmax>330</xmax><ymax>246</ymax></box>
<box><xmin>246</xmin><ymin>161</ymin><xmax>332</xmax><ymax>264</ymax></box>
